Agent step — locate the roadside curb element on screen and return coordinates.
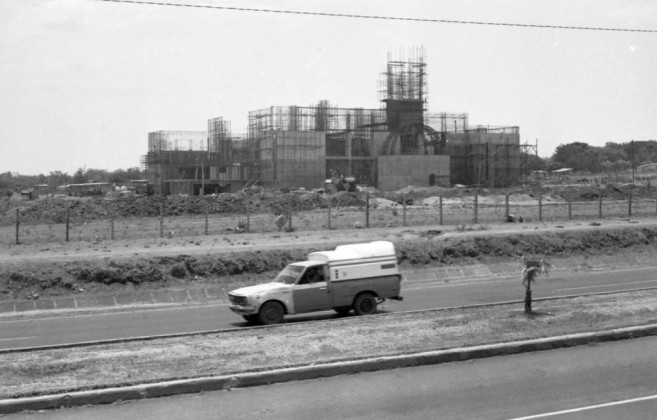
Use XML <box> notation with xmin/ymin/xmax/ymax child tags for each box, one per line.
<box><xmin>3</xmin><ymin>323</ymin><xmax>657</xmax><ymax>414</ymax></box>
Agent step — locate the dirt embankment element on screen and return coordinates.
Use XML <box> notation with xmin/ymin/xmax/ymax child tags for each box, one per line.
<box><xmin>1</xmin><ymin>220</ymin><xmax>656</xmax><ymax>301</ymax></box>
<box><xmin>2</xmin><ymin>182</ymin><xmax>653</xmax><ymax>226</ymax></box>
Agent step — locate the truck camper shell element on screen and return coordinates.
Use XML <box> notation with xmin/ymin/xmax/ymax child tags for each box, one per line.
<box><xmin>309</xmin><ymin>241</ymin><xmax>399</xmax><ymax>282</ymax></box>
<box><xmin>308</xmin><ymin>241</ymin><xmax>396</xmax><ymax>264</ymax></box>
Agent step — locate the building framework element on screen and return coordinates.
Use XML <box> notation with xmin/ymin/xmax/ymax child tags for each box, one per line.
<box><xmin>144</xmin><ymin>48</ymin><xmax>523</xmax><ymax>194</ymax></box>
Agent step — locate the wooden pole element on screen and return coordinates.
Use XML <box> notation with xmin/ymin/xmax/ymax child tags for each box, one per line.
<box><xmin>15</xmin><ymin>208</ymin><xmax>19</xmax><ymax>245</ymax></box>
<box><xmin>598</xmin><ymin>192</ymin><xmax>603</xmax><ymax>219</ymax></box>
<box><xmin>439</xmin><ymin>195</ymin><xmax>443</xmax><ymax>225</ymax></box>
<box><xmin>474</xmin><ymin>190</ymin><xmax>479</xmax><ymax>224</ymax></box>
<box><xmin>204</xmin><ymin>201</ymin><xmax>209</xmax><ymax>235</ymax></box>
<box><xmin>402</xmin><ymin>193</ymin><xmax>407</xmax><ymax>227</ymax></box>
<box><xmin>65</xmin><ymin>207</ymin><xmax>70</xmax><ymax>242</ymax></box>
<box><xmin>628</xmin><ymin>190</ymin><xmax>633</xmax><ymax>217</ymax></box>
<box><xmin>505</xmin><ymin>193</ymin><xmax>510</xmax><ymax>221</ymax></box>
<box><xmin>288</xmin><ymin>195</ymin><xmax>293</xmax><ymax>231</ymax></box>
<box><xmin>365</xmin><ymin>191</ymin><xmax>370</xmax><ymax>228</ymax></box>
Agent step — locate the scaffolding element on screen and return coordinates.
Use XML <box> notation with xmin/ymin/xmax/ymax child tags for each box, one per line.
<box><xmin>379</xmin><ymin>47</ymin><xmax>428</xmax><ymax>103</ymax></box>
<box><xmin>246</xmin><ymin>102</ymin><xmax>387</xmax><ymax>138</ymax></box>
<box><xmin>447</xmin><ymin>126</ymin><xmax>521</xmax><ymax>188</ymax></box>
<box><xmin>144</xmin><ymin>130</ymin><xmax>223</xmax><ymax>195</ymax></box>
<box><xmin>243</xmin><ymin>102</ymin><xmax>388</xmax><ymax>187</ymax></box>
<box><xmin>208</xmin><ymin>117</ymin><xmax>232</xmax><ymax>167</ymax></box>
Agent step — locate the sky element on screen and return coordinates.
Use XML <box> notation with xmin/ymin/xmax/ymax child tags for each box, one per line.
<box><xmin>1</xmin><ymin>0</ymin><xmax>656</xmax><ymax>175</ymax></box>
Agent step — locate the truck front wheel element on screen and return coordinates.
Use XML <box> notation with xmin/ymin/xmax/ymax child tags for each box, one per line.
<box><xmin>334</xmin><ymin>306</ymin><xmax>351</xmax><ymax>316</ymax></box>
<box><xmin>242</xmin><ymin>314</ymin><xmax>259</xmax><ymax>324</ymax></box>
<box><xmin>353</xmin><ymin>293</ymin><xmax>377</xmax><ymax>316</ymax></box>
<box><xmin>258</xmin><ymin>301</ymin><xmax>285</xmax><ymax>325</ymax></box>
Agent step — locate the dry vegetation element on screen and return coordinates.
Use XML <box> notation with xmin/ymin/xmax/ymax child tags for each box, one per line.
<box><xmin>2</xmin><ymin>185</ymin><xmax>657</xmax><ymax>400</ymax></box>
<box><xmin>3</xmin><ymin>289</ymin><xmax>657</xmax><ymax>399</ymax></box>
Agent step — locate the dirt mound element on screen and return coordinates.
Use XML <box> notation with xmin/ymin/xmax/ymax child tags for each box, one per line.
<box><xmin>0</xmin><ymin>192</ymin><xmax>370</xmax><ymax>226</ymax></box>
<box><xmin>2</xmin><ymin>183</ymin><xmax>655</xmax><ymax>226</ymax></box>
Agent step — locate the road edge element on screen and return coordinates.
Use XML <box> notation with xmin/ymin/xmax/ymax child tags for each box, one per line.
<box><xmin>2</xmin><ymin>323</ymin><xmax>656</xmax><ymax>415</ymax></box>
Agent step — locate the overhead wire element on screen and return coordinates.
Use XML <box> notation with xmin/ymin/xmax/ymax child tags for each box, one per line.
<box><xmin>94</xmin><ymin>0</ymin><xmax>657</xmax><ymax>33</ymax></box>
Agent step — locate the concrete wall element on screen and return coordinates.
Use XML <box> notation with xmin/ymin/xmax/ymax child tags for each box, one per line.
<box><xmin>377</xmin><ymin>155</ymin><xmax>450</xmax><ymax>191</ymax></box>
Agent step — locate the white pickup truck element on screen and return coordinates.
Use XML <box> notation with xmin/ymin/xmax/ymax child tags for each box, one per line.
<box><xmin>228</xmin><ymin>241</ymin><xmax>403</xmax><ymax>324</ymax></box>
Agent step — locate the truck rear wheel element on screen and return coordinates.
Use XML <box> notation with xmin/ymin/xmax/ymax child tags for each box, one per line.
<box><xmin>353</xmin><ymin>293</ymin><xmax>377</xmax><ymax>316</ymax></box>
<box><xmin>258</xmin><ymin>301</ymin><xmax>285</xmax><ymax>325</ymax></box>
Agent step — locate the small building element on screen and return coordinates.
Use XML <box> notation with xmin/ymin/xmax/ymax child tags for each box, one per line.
<box><xmin>63</xmin><ymin>183</ymin><xmax>113</xmax><ymax>196</ymax></box>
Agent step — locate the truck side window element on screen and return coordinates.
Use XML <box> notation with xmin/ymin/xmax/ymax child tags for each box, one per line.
<box><xmin>300</xmin><ymin>267</ymin><xmax>324</xmax><ymax>284</ymax></box>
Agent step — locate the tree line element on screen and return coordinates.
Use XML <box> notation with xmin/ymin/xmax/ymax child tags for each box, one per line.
<box><xmin>524</xmin><ymin>140</ymin><xmax>657</xmax><ymax>173</ymax></box>
<box><xmin>0</xmin><ymin>167</ymin><xmax>144</xmax><ymax>196</ymax></box>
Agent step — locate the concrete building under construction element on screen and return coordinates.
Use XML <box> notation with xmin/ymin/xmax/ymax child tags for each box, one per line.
<box><xmin>144</xmin><ymin>49</ymin><xmax>521</xmax><ymax>195</ymax></box>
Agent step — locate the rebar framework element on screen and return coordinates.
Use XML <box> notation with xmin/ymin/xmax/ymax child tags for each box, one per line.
<box><xmin>208</xmin><ymin>117</ymin><xmax>232</xmax><ymax>167</ymax></box>
<box><xmin>379</xmin><ymin>47</ymin><xmax>428</xmax><ymax>103</ymax></box>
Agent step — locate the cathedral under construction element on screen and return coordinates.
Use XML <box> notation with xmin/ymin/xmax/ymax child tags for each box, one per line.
<box><xmin>143</xmin><ymin>49</ymin><xmax>522</xmax><ymax>195</ymax></box>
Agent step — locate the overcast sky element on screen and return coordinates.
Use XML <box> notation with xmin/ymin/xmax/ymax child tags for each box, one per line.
<box><xmin>1</xmin><ymin>0</ymin><xmax>656</xmax><ymax>175</ymax></box>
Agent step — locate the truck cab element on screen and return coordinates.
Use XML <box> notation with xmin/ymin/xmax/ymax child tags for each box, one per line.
<box><xmin>228</xmin><ymin>241</ymin><xmax>403</xmax><ymax>325</ymax></box>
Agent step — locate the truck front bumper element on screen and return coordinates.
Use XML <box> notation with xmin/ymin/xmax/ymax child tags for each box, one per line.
<box><xmin>229</xmin><ymin>304</ymin><xmax>258</xmax><ymax>315</ymax></box>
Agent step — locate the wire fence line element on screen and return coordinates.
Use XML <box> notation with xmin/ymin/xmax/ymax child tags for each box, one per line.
<box><xmin>3</xmin><ymin>194</ymin><xmax>657</xmax><ymax>245</ymax></box>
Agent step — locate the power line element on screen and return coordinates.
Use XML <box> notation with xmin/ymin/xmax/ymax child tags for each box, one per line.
<box><xmin>95</xmin><ymin>0</ymin><xmax>657</xmax><ymax>33</ymax></box>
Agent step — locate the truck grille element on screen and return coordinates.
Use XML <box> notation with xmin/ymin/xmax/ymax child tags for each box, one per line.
<box><xmin>229</xmin><ymin>294</ymin><xmax>247</xmax><ymax>306</ymax></box>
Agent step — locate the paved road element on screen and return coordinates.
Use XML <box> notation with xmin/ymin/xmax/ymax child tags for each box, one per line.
<box><xmin>7</xmin><ymin>334</ymin><xmax>657</xmax><ymax>419</ymax></box>
<box><xmin>1</xmin><ymin>266</ymin><xmax>657</xmax><ymax>350</ymax></box>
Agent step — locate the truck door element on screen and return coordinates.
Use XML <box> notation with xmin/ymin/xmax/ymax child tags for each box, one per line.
<box><xmin>293</xmin><ymin>265</ymin><xmax>331</xmax><ymax>313</ymax></box>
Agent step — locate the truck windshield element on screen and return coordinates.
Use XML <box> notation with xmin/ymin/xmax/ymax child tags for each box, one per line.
<box><xmin>273</xmin><ymin>265</ymin><xmax>304</xmax><ymax>284</ymax></box>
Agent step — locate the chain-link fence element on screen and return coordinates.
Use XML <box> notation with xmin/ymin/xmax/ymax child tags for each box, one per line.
<box><xmin>3</xmin><ymin>192</ymin><xmax>657</xmax><ymax>245</ymax></box>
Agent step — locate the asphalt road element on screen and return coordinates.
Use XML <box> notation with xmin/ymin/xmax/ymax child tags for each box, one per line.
<box><xmin>2</xmin><ymin>266</ymin><xmax>657</xmax><ymax>350</ymax></box>
<box><xmin>8</xmin><ymin>334</ymin><xmax>657</xmax><ymax>419</ymax></box>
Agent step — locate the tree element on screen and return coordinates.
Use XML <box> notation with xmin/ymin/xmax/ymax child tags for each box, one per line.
<box><xmin>72</xmin><ymin>168</ymin><xmax>89</xmax><ymax>184</ymax></box>
<box><xmin>521</xmin><ymin>152</ymin><xmax>546</xmax><ymax>172</ymax></box>
<box><xmin>48</xmin><ymin>171</ymin><xmax>71</xmax><ymax>188</ymax></box>
<box><xmin>520</xmin><ymin>256</ymin><xmax>551</xmax><ymax>314</ymax></box>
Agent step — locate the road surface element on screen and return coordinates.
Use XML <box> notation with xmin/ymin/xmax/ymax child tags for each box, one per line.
<box><xmin>7</xmin><ymin>333</ymin><xmax>657</xmax><ymax>419</ymax></box>
<box><xmin>1</xmin><ymin>266</ymin><xmax>657</xmax><ymax>350</ymax></box>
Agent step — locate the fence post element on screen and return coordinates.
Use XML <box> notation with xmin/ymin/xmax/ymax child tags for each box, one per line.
<box><xmin>568</xmin><ymin>200</ymin><xmax>572</xmax><ymax>220</ymax></box>
<box><xmin>628</xmin><ymin>190</ymin><xmax>633</xmax><ymax>217</ymax></box>
<box><xmin>246</xmin><ymin>206</ymin><xmax>250</xmax><ymax>233</ymax></box>
<box><xmin>598</xmin><ymin>192</ymin><xmax>603</xmax><ymax>219</ymax></box>
<box><xmin>65</xmin><ymin>207</ymin><xmax>70</xmax><ymax>242</ymax></box>
<box><xmin>474</xmin><ymin>190</ymin><xmax>479</xmax><ymax>224</ymax></box>
<box><xmin>439</xmin><ymin>195</ymin><xmax>443</xmax><ymax>225</ymax></box>
<box><xmin>505</xmin><ymin>193</ymin><xmax>509</xmax><ymax>221</ymax></box>
<box><xmin>365</xmin><ymin>191</ymin><xmax>370</xmax><ymax>228</ymax></box>
<box><xmin>402</xmin><ymin>193</ymin><xmax>407</xmax><ymax>227</ymax></box>
<box><xmin>327</xmin><ymin>198</ymin><xmax>332</xmax><ymax>230</ymax></box>
<box><xmin>538</xmin><ymin>192</ymin><xmax>542</xmax><ymax>222</ymax></box>
<box><xmin>204</xmin><ymin>201</ymin><xmax>209</xmax><ymax>235</ymax></box>
<box><xmin>110</xmin><ymin>217</ymin><xmax>115</xmax><ymax>240</ymax></box>
<box><xmin>159</xmin><ymin>200</ymin><xmax>164</xmax><ymax>238</ymax></box>
<box><xmin>15</xmin><ymin>208</ymin><xmax>19</xmax><ymax>245</ymax></box>
<box><xmin>288</xmin><ymin>195</ymin><xmax>293</xmax><ymax>231</ymax></box>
